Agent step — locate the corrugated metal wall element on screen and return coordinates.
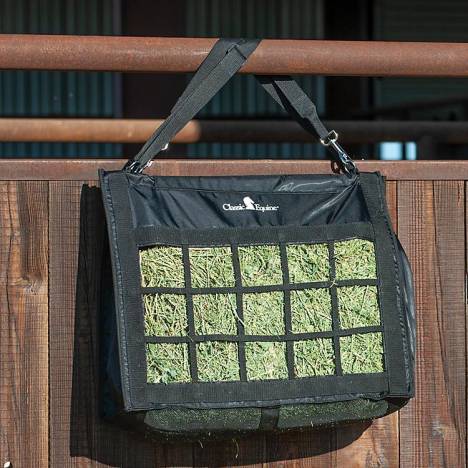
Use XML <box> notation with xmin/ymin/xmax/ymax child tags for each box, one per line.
<box><xmin>185</xmin><ymin>0</ymin><xmax>325</xmax><ymax>159</ymax></box>
<box><xmin>374</xmin><ymin>0</ymin><xmax>468</xmax><ymax>159</ymax></box>
<box><xmin>0</xmin><ymin>0</ymin><xmax>121</xmax><ymax>157</ymax></box>
<box><xmin>374</xmin><ymin>0</ymin><xmax>468</xmax><ymax>119</ymax></box>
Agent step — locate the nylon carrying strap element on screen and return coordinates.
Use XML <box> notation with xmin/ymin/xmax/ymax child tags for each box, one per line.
<box><xmin>125</xmin><ymin>38</ymin><xmax>355</xmax><ymax>174</ymax></box>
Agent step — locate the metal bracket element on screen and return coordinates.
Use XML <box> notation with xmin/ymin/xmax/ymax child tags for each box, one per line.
<box><xmin>320</xmin><ymin>130</ymin><xmax>357</xmax><ymax>175</ymax></box>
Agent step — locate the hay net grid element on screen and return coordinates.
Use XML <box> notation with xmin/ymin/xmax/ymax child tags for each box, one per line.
<box><xmin>140</xmin><ymin>237</ymin><xmax>384</xmax><ymax>385</ymax></box>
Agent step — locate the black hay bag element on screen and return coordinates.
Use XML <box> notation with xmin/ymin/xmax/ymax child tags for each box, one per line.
<box><xmin>99</xmin><ymin>39</ymin><xmax>415</xmax><ymax>440</ymax></box>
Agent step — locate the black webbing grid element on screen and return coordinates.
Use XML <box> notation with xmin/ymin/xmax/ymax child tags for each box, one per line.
<box><xmin>142</xmin><ymin>277</ymin><xmax>378</xmax><ymax>296</ymax></box>
<box><xmin>328</xmin><ymin>241</ymin><xmax>343</xmax><ymax>376</ymax></box>
<box><xmin>141</xmin><ymin>237</ymin><xmax>385</xmax><ymax>385</ymax></box>
<box><xmin>231</xmin><ymin>243</ymin><xmax>248</xmax><ymax>381</ymax></box>
<box><xmin>181</xmin><ymin>244</ymin><xmax>199</xmax><ymax>382</ymax></box>
<box><xmin>144</xmin><ymin>326</ymin><xmax>384</xmax><ymax>344</ymax></box>
<box><xmin>279</xmin><ymin>241</ymin><xmax>295</xmax><ymax>379</ymax></box>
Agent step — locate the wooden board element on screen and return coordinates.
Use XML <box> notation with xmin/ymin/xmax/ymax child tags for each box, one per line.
<box><xmin>0</xmin><ymin>159</ymin><xmax>466</xmax><ymax>181</ymax></box>
<box><xmin>0</xmin><ymin>182</ymin><xmax>49</xmax><ymax>467</ymax></box>
<box><xmin>48</xmin><ymin>181</ymin><xmax>158</xmax><ymax>466</ymax></box>
<box><xmin>0</xmin><ymin>166</ymin><xmax>466</xmax><ymax>467</ymax></box>
<box><xmin>398</xmin><ymin>181</ymin><xmax>466</xmax><ymax>468</ymax></box>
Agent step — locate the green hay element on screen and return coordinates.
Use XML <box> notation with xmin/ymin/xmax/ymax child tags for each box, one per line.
<box><xmin>334</xmin><ymin>239</ymin><xmax>376</xmax><ymax>280</ymax></box>
<box><xmin>338</xmin><ymin>285</ymin><xmax>380</xmax><ymax>329</ymax></box>
<box><xmin>290</xmin><ymin>288</ymin><xmax>332</xmax><ymax>333</ymax></box>
<box><xmin>144</xmin><ymin>294</ymin><xmax>188</xmax><ymax>336</ymax></box>
<box><xmin>340</xmin><ymin>332</ymin><xmax>384</xmax><ymax>374</ymax></box>
<box><xmin>140</xmin><ymin>246</ymin><xmax>185</xmax><ymax>288</ymax></box>
<box><xmin>146</xmin><ymin>343</ymin><xmax>190</xmax><ymax>384</ymax></box>
<box><xmin>189</xmin><ymin>247</ymin><xmax>235</xmax><ymax>288</ymax></box>
<box><xmin>141</xmin><ymin>237</ymin><xmax>384</xmax><ymax>385</ymax></box>
<box><xmin>193</xmin><ymin>293</ymin><xmax>238</xmax><ymax>335</ymax></box>
<box><xmin>245</xmin><ymin>342</ymin><xmax>288</xmax><ymax>380</ymax></box>
<box><xmin>243</xmin><ymin>291</ymin><xmax>284</xmax><ymax>335</ymax></box>
<box><xmin>197</xmin><ymin>341</ymin><xmax>240</xmax><ymax>381</ymax></box>
<box><xmin>238</xmin><ymin>245</ymin><xmax>282</xmax><ymax>286</ymax></box>
<box><xmin>294</xmin><ymin>339</ymin><xmax>335</xmax><ymax>377</ymax></box>
<box><xmin>287</xmin><ymin>243</ymin><xmax>329</xmax><ymax>283</ymax></box>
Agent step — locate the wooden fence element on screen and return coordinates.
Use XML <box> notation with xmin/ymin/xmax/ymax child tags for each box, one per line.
<box><xmin>0</xmin><ymin>159</ymin><xmax>466</xmax><ymax>468</ymax></box>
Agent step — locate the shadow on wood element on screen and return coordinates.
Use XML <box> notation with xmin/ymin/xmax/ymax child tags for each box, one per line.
<box><xmin>68</xmin><ymin>184</ymin><xmax>370</xmax><ymax>466</ymax></box>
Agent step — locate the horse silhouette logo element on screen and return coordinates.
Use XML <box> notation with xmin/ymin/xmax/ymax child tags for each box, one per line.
<box><xmin>243</xmin><ymin>196</ymin><xmax>256</xmax><ymax>210</ymax></box>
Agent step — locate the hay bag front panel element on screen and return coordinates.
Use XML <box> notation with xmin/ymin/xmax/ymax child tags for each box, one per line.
<box><xmin>100</xmin><ymin>170</ymin><xmax>413</xmax><ymax>417</ymax></box>
<box><xmin>140</xmin><ymin>237</ymin><xmax>383</xmax><ymax>386</ymax></box>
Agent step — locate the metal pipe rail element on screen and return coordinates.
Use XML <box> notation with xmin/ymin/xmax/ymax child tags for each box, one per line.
<box><xmin>1</xmin><ymin>35</ymin><xmax>468</xmax><ymax>76</ymax></box>
<box><xmin>1</xmin><ymin>118</ymin><xmax>468</xmax><ymax>144</ymax></box>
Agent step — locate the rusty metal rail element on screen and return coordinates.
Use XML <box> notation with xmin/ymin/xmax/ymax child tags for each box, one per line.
<box><xmin>1</xmin><ymin>35</ymin><xmax>468</xmax><ymax>76</ymax></box>
<box><xmin>1</xmin><ymin>118</ymin><xmax>467</xmax><ymax>144</ymax></box>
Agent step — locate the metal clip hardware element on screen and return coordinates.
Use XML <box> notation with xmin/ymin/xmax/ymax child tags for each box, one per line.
<box><xmin>124</xmin><ymin>142</ymin><xmax>170</xmax><ymax>174</ymax></box>
<box><xmin>320</xmin><ymin>130</ymin><xmax>357</xmax><ymax>175</ymax></box>
<box><xmin>320</xmin><ymin>130</ymin><xmax>339</xmax><ymax>147</ymax></box>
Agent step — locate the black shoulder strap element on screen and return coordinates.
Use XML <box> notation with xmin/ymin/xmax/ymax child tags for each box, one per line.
<box><xmin>125</xmin><ymin>39</ymin><xmax>356</xmax><ymax>175</ymax></box>
<box><xmin>124</xmin><ymin>39</ymin><xmax>259</xmax><ymax>173</ymax></box>
<box><xmin>170</xmin><ymin>38</ymin><xmax>254</xmax><ymax>116</ymax></box>
<box><xmin>257</xmin><ymin>76</ymin><xmax>355</xmax><ymax>173</ymax></box>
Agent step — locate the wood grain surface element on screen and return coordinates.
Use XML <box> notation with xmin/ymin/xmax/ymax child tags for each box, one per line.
<box><xmin>398</xmin><ymin>181</ymin><xmax>466</xmax><ymax>468</ymax></box>
<box><xmin>0</xmin><ymin>182</ymin><xmax>49</xmax><ymax>467</ymax></box>
<box><xmin>0</xmin><ymin>165</ymin><xmax>466</xmax><ymax>467</ymax></box>
<box><xmin>0</xmin><ymin>159</ymin><xmax>466</xmax><ymax>181</ymax></box>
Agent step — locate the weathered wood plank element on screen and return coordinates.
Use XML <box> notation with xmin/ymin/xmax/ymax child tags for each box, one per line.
<box><xmin>192</xmin><ymin>435</ymin><xmax>264</xmax><ymax>467</ymax></box>
<box><xmin>333</xmin><ymin>418</ymin><xmax>399</xmax><ymax>468</ymax></box>
<box><xmin>154</xmin><ymin>442</ymin><xmax>194</xmax><ymax>467</ymax></box>
<box><xmin>1</xmin><ymin>170</ymin><xmax>466</xmax><ymax>466</ymax></box>
<box><xmin>398</xmin><ymin>181</ymin><xmax>466</xmax><ymax>468</ymax></box>
<box><xmin>0</xmin><ymin>160</ymin><xmax>468</xmax><ymax>181</ymax></box>
<box><xmin>265</xmin><ymin>429</ymin><xmax>334</xmax><ymax>467</ymax></box>
<box><xmin>0</xmin><ymin>181</ymin><xmax>49</xmax><ymax>467</ymax></box>
<box><xmin>48</xmin><ymin>181</ymin><xmax>158</xmax><ymax>467</ymax></box>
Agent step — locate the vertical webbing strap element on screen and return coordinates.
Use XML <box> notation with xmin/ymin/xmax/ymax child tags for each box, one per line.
<box><xmin>359</xmin><ymin>173</ymin><xmax>409</xmax><ymax>396</ymax></box>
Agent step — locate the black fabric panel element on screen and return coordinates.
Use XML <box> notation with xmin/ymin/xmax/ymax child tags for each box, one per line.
<box><xmin>105</xmin><ymin>399</ymin><xmax>390</xmax><ymax>441</ymax></box>
<box><xmin>100</xmin><ymin>169</ymin><xmax>413</xmax><ymax>412</ymax></box>
<box><xmin>101</xmin><ymin>171</ymin><xmax>148</xmax><ymax>409</ymax></box>
<box><xmin>396</xmin><ymin>237</ymin><xmax>416</xmax><ymax>396</ymax></box>
<box><xmin>130</xmin><ymin>172</ymin><xmax>357</xmax><ymax>193</ymax></box>
<box><xmin>259</xmin><ymin>407</ymin><xmax>280</xmax><ymax>430</ymax></box>
<box><xmin>141</xmin><ymin>373</ymin><xmax>389</xmax><ymax>408</ymax></box>
<box><xmin>99</xmin><ymin>236</ymin><xmax>123</xmax><ymax>419</ymax></box>
<box><xmin>125</xmin><ymin>172</ymin><xmax>370</xmax><ymax>229</ymax></box>
<box><xmin>135</xmin><ymin>222</ymin><xmax>375</xmax><ymax>248</ymax></box>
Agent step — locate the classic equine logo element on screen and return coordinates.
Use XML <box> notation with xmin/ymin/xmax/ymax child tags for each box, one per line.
<box><xmin>222</xmin><ymin>196</ymin><xmax>279</xmax><ymax>212</ymax></box>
